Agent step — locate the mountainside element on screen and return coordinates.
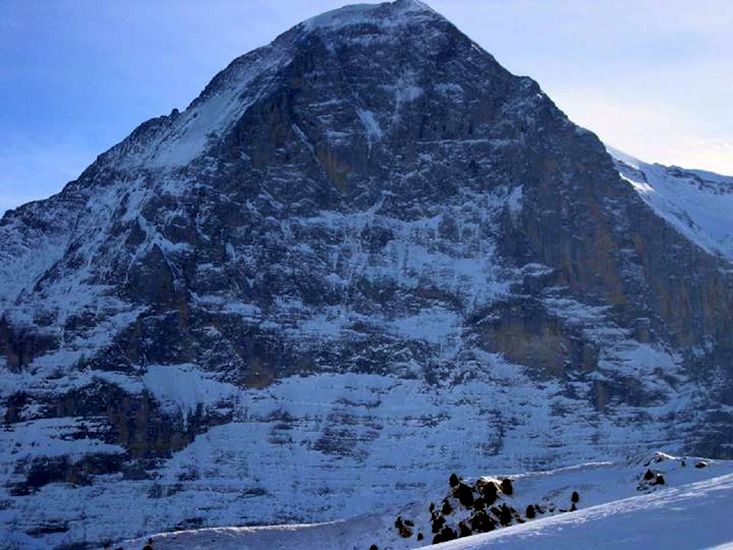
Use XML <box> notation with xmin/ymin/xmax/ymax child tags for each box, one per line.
<box><xmin>2</xmin><ymin>0</ymin><xmax>733</xmax><ymax>547</ymax></box>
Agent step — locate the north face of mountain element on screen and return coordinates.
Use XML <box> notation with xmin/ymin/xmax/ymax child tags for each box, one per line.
<box><xmin>1</xmin><ymin>0</ymin><xmax>733</xmax><ymax>546</ymax></box>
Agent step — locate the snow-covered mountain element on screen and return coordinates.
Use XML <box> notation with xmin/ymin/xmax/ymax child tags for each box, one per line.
<box><xmin>2</xmin><ymin>0</ymin><xmax>733</xmax><ymax>547</ymax></box>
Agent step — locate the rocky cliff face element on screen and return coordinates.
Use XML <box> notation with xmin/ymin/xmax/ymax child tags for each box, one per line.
<box><xmin>1</xmin><ymin>1</ymin><xmax>732</xmax><ymax>546</ymax></box>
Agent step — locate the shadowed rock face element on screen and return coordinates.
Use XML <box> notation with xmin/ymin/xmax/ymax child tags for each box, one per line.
<box><xmin>1</xmin><ymin>0</ymin><xmax>732</xmax><ymax>545</ymax></box>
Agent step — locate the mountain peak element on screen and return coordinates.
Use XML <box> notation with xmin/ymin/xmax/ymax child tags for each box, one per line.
<box><xmin>301</xmin><ymin>0</ymin><xmax>440</xmax><ymax>33</ymax></box>
<box><xmin>93</xmin><ymin>0</ymin><xmax>493</xmax><ymax>172</ymax></box>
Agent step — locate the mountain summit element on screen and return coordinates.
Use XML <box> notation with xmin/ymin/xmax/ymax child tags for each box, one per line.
<box><xmin>2</xmin><ymin>1</ymin><xmax>732</xmax><ymax>546</ymax></box>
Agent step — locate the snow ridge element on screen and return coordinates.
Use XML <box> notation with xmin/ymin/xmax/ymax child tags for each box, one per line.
<box><xmin>302</xmin><ymin>0</ymin><xmax>439</xmax><ymax>32</ymax></box>
<box><xmin>608</xmin><ymin>145</ymin><xmax>733</xmax><ymax>262</ymax></box>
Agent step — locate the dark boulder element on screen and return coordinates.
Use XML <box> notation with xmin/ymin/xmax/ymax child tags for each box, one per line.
<box><xmin>433</xmin><ymin>526</ymin><xmax>457</xmax><ymax>544</ymax></box>
<box><xmin>500</xmin><ymin>478</ymin><xmax>514</xmax><ymax>496</ymax></box>
<box><xmin>394</xmin><ymin>516</ymin><xmax>412</xmax><ymax>538</ymax></box>
<box><xmin>499</xmin><ymin>504</ymin><xmax>513</xmax><ymax>526</ymax></box>
<box><xmin>431</xmin><ymin>513</ymin><xmax>446</xmax><ymax>534</ymax></box>
<box><xmin>470</xmin><ymin>509</ymin><xmax>495</xmax><ymax>533</ymax></box>
<box><xmin>455</xmin><ymin>482</ymin><xmax>475</xmax><ymax>508</ymax></box>
<box><xmin>458</xmin><ymin>521</ymin><xmax>472</xmax><ymax>538</ymax></box>
<box><xmin>449</xmin><ymin>473</ymin><xmax>460</xmax><ymax>487</ymax></box>
<box><xmin>479</xmin><ymin>480</ymin><xmax>498</xmax><ymax>505</ymax></box>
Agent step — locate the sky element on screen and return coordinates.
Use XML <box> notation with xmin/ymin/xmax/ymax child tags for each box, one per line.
<box><xmin>1</xmin><ymin>0</ymin><xmax>731</xmax><ymax>214</ymax></box>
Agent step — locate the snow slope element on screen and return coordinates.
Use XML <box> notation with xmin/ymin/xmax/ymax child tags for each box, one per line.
<box><xmin>113</xmin><ymin>453</ymin><xmax>733</xmax><ymax>550</ymax></box>
<box><xmin>608</xmin><ymin>145</ymin><xmax>733</xmax><ymax>262</ymax></box>
<box><xmin>438</xmin><ymin>473</ymin><xmax>733</xmax><ymax>549</ymax></box>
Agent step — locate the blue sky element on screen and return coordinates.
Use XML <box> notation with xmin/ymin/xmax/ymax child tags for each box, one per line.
<box><xmin>1</xmin><ymin>0</ymin><xmax>731</xmax><ymax>213</ymax></box>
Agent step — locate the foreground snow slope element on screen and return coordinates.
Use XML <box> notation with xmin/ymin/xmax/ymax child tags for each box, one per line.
<box><xmin>115</xmin><ymin>453</ymin><xmax>733</xmax><ymax>550</ymax></box>
<box><xmin>437</xmin><ymin>473</ymin><xmax>733</xmax><ymax>550</ymax></box>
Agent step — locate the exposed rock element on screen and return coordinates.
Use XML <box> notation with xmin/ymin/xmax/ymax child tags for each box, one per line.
<box><xmin>433</xmin><ymin>526</ymin><xmax>457</xmax><ymax>544</ymax></box>
<box><xmin>498</xmin><ymin>504</ymin><xmax>513</xmax><ymax>526</ymax></box>
<box><xmin>394</xmin><ymin>516</ymin><xmax>413</xmax><ymax>538</ymax></box>
<box><xmin>430</xmin><ymin>513</ymin><xmax>445</xmax><ymax>534</ymax></box>
<box><xmin>458</xmin><ymin>521</ymin><xmax>472</xmax><ymax>538</ymax></box>
<box><xmin>470</xmin><ymin>509</ymin><xmax>496</xmax><ymax>533</ymax></box>
<box><xmin>500</xmin><ymin>478</ymin><xmax>514</xmax><ymax>496</ymax></box>
<box><xmin>454</xmin><ymin>482</ymin><xmax>475</xmax><ymax>508</ymax></box>
<box><xmin>477</xmin><ymin>479</ymin><xmax>499</xmax><ymax>506</ymax></box>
